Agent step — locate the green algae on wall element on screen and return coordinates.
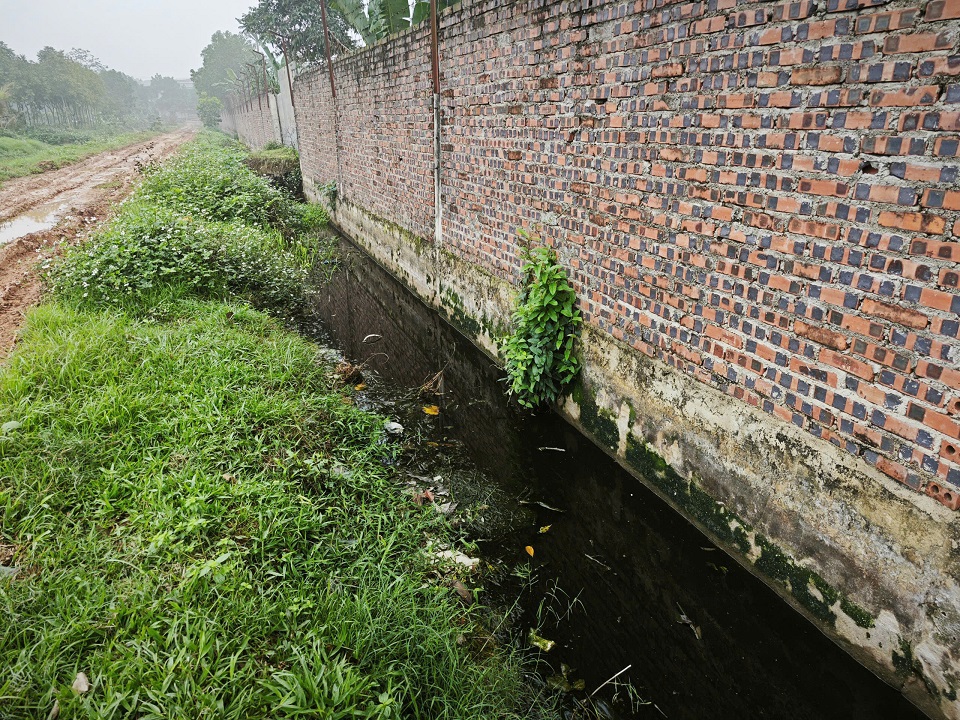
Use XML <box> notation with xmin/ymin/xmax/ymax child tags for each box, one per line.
<box><xmin>571</xmin><ymin>381</ymin><xmax>619</xmax><ymax>453</ymax></box>
<box><xmin>567</xmin><ymin>381</ymin><xmax>882</xmax><ymax>638</ymax></box>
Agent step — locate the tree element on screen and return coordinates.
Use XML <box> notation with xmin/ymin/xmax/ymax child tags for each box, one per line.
<box><xmin>66</xmin><ymin>48</ymin><xmax>106</xmax><ymax>73</ymax></box>
<box><xmin>99</xmin><ymin>68</ymin><xmax>142</xmax><ymax>121</ymax></box>
<box><xmin>239</xmin><ymin>0</ymin><xmax>355</xmax><ymax>68</ymax></box>
<box><xmin>191</xmin><ymin>32</ymin><xmax>258</xmax><ymax>102</ymax></box>
<box><xmin>331</xmin><ymin>0</ymin><xmax>451</xmax><ymax>45</ymax></box>
<box><xmin>197</xmin><ymin>93</ymin><xmax>223</xmax><ymax>129</ymax></box>
<box><xmin>146</xmin><ymin>75</ymin><xmax>197</xmax><ymax>121</ymax></box>
<box><xmin>0</xmin><ymin>83</ymin><xmax>14</xmax><ymax>128</ymax></box>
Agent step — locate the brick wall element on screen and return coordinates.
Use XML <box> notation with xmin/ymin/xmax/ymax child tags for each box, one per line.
<box><xmin>222</xmin><ymin>92</ymin><xmax>281</xmax><ymax>150</ymax></box>
<box><xmin>298</xmin><ymin>0</ymin><xmax>960</xmax><ymax>512</ymax></box>
<box><xmin>299</xmin><ymin>27</ymin><xmax>437</xmax><ymax>241</ymax></box>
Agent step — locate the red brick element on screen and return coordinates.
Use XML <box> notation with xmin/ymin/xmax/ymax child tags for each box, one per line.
<box><xmin>819</xmin><ymin>349</ymin><xmax>875</xmax><ymax>380</ymax></box>
<box><xmin>795</xmin><ymin>321</ymin><xmax>849</xmax><ymax>350</ymax></box>
<box><xmin>926</xmin><ymin>482</ymin><xmax>960</xmax><ymax>511</ymax></box>
<box><xmin>877</xmin><ymin>211</ymin><xmax>946</xmax><ymax>234</ymax></box>
<box><xmin>883</xmin><ymin>33</ymin><xmax>953</xmax><ymax>53</ymax></box>
<box><xmin>870</xmin><ymin>86</ymin><xmax>940</xmax><ymax>106</ymax></box>
<box><xmin>861</xmin><ymin>298</ymin><xmax>929</xmax><ymax>329</ymax></box>
<box><xmin>791</xmin><ymin>66</ymin><xmax>843</xmax><ymax>85</ymax></box>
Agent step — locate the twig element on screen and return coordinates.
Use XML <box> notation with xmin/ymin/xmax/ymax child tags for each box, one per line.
<box><xmin>590</xmin><ymin>664</ymin><xmax>632</xmax><ymax>697</ymax></box>
<box><xmin>518</xmin><ymin>499</ymin><xmax>564</xmax><ymax>512</ymax></box>
<box><xmin>583</xmin><ymin>553</ymin><xmax>611</xmax><ymax>571</ymax></box>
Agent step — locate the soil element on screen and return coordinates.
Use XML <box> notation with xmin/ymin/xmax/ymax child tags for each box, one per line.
<box><xmin>0</xmin><ymin>128</ymin><xmax>195</xmax><ymax>359</ymax></box>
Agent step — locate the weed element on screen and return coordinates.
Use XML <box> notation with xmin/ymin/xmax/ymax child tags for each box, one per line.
<box><xmin>319</xmin><ymin>180</ymin><xmax>338</xmax><ymax>207</ymax></box>
<box><xmin>49</xmin><ymin>131</ymin><xmax>329</xmax><ymax>315</ymax></box>
<box><xmin>501</xmin><ymin>233</ymin><xmax>582</xmax><ymax>408</ymax></box>
<box><xmin>0</xmin><ymin>300</ymin><xmax>526</xmax><ymax>718</ymax></box>
<box><xmin>49</xmin><ymin>204</ymin><xmax>310</xmax><ymax>312</ymax></box>
<box><xmin>0</xmin><ymin>132</ymin><xmax>530</xmax><ymax>718</ymax></box>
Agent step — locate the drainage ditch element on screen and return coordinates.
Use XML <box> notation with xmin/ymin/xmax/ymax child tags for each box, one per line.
<box><xmin>300</xmin><ymin>238</ymin><xmax>925</xmax><ymax>720</ymax></box>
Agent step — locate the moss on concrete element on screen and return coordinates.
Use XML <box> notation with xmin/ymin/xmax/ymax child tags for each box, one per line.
<box><xmin>623</xmin><ymin>434</ymin><xmax>751</xmax><ymax>553</ymax></box>
<box><xmin>441</xmin><ymin>287</ymin><xmax>484</xmax><ymax>340</ymax></box>
<box><xmin>840</xmin><ymin>596</ymin><xmax>875</xmax><ymax>629</ymax></box>
<box><xmin>573</xmin><ymin>380</ymin><xmax>620</xmax><ymax>452</ymax></box>
<box><xmin>755</xmin><ymin>535</ymin><xmax>838</xmax><ymax>624</ymax></box>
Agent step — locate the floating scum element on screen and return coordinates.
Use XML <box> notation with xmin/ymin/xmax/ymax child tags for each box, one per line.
<box><xmin>0</xmin><ymin>132</ymin><xmax>528</xmax><ymax>719</ymax></box>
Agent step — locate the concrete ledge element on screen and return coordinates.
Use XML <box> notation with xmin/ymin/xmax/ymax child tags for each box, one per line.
<box><xmin>312</xmin><ymin>189</ymin><xmax>960</xmax><ymax>720</ymax></box>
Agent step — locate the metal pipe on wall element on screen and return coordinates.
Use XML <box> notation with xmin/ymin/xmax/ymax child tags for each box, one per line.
<box><xmin>431</xmin><ymin>0</ymin><xmax>441</xmax><ymax>249</ymax></box>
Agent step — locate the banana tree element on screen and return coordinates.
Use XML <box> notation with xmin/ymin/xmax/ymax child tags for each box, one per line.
<box><xmin>331</xmin><ymin>0</ymin><xmax>449</xmax><ymax>45</ymax></box>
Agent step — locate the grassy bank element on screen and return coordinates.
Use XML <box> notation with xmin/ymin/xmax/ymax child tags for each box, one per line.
<box><xmin>0</xmin><ymin>132</ymin><xmax>526</xmax><ymax>718</ymax></box>
<box><xmin>0</xmin><ymin>128</ymin><xmax>159</xmax><ymax>183</ymax></box>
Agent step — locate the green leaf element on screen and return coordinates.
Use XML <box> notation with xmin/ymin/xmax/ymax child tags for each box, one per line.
<box><xmin>411</xmin><ymin>1</ymin><xmax>430</xmax><ymax>24</ymax></box>
<box><xmin>377</xmin><ymin>0</ymin><xmax>412</xmax><ymax>35</ymax></box>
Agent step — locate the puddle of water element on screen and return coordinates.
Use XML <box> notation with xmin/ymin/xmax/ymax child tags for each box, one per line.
<box><xmin>0</xmin><ymin>201</ymin><xmax>66</xmax><ymax>244</ymax></box>
<box><xmin>301</xmin><ymin>239</ymin><xmax>926</xmax><ymax>720</ymax></box>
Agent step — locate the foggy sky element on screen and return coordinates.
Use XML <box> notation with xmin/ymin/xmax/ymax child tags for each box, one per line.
<box><xmin>1</xmin><ymin>0</ymin><xmax>258</xmax><ymax>80</ymax></box>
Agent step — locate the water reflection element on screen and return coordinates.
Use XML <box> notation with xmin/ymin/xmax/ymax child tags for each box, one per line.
<box><xmin>303</xmin><ymin>239</ymin><xmax>925</xmax><ymax>720</ymax></box>
<box><xmin>0</xmin><ymin>201</ymin><xmax>65</xmax><ymax>244</ymax></box>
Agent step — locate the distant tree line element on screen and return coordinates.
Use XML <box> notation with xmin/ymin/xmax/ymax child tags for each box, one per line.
<box><xmin>0</xmin><ymin>43</ymin><xmax>196</xmax><ymax>130</ymax></box>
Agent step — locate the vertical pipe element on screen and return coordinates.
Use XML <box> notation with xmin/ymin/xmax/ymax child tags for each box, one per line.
<box><xmin>319</xmin><ymin>0</ymin><xmax>337</xmax><ymax>98</ymax></box>
<box><xmin>431</xmin><ymin>0</ymin><xmax>441</xmax><ymax>248</ymax></box>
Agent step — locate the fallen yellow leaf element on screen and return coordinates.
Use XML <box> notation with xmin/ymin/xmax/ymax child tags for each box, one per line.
<box><xmin>422</xmin><ymin>405</ymin><xmax>440</xmax><ymax>416</ymax></box>
<box><xmin>354</xmin><ymin>383</ymin><xmax>367</xmax><ymax>391</ymax></box>
<box><xmin>539</xmin><ymin>525</ymin><xmax>552</xmax><ymax>534</ymax></box>
<box><xmin>524</xmin><ymin>545</ymin><xmax>535</xmax><ymax>557</ymax></box>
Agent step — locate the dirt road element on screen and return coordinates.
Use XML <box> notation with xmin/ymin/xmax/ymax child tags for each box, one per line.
<box><xmin>0</xmin><ymin>128</ymin><xmax>194</xmax><ymax>359</ymax></box>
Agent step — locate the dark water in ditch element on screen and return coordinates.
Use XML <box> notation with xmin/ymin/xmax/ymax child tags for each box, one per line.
<box><xmin>301</xmin><ymin>239</ymin><xmax>925</xmax><ymax>720</ymax></box>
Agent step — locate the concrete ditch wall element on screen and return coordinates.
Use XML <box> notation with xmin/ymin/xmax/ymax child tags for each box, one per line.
<box><xmin>293</xmin><ymin>1</ymin><xmax>960</xmax><ymax>716</ymax></box>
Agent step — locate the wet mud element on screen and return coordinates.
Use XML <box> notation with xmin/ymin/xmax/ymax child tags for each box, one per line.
<box><xmin>0</xmin><ymin>129</ymin><xmax>194</xmax><ymax>358</ymax></box>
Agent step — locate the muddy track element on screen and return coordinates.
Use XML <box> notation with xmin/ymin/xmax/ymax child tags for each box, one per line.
<box><xmin>0</xmin><ymin>128</ymin><xmax>195</xmax><ymax>359</ymax></box>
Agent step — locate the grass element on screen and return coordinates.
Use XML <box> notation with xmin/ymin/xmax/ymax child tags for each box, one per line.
<box><xmin>0</xmin><ymin>131</ymin><xmax>529</xmax><ymax>718</ymax></box>
<box><xmin>0</xmin><ymin>130</ymin><xmax>158</xmax><ymax>184</ymax></box>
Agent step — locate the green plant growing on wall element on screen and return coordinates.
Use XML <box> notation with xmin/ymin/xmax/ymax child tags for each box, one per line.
<box><xmin>319</xmin><ymin>180</ymin><xmax>338</xmax><ymax>207</ymax></box>
<box><xmin>501</xmin><ymin>234</ymin><xmax>582</xmax><ymax>408</ymax></box>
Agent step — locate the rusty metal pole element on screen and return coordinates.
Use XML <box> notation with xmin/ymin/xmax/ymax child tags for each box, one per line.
<box><xmin>248</xmin><ymin>63</ymin><xmax>263</xmax><ymax>112</ymax></box>
<box><xmin>281</xmin><ymin>39</ymin><xmax>296</xmax><ymax>107</ymax></box>
<box><xmin>319</xmin><ymin>0</ymin><xmax>337</xmax><ymax>98</ymax></box>
<box><xmin>430</xmin><ymin>0</ymin><xmax>440</xmax><ymax>95</ymax></box>
<box><xmin>254</xmin><ymin>50</ymin><xmax>282</xmax><ymax>143</ymax></box>
<box><xmin>431</xmin><ymin>0</ymin><xmax>441</xmax><ymax>248</ymax></box>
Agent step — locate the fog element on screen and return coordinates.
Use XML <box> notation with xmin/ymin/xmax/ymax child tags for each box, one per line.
<box><xmin>0</xmin><ymin>0</ymin><xmax>257</xmax><ymax>80</ymax></box>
